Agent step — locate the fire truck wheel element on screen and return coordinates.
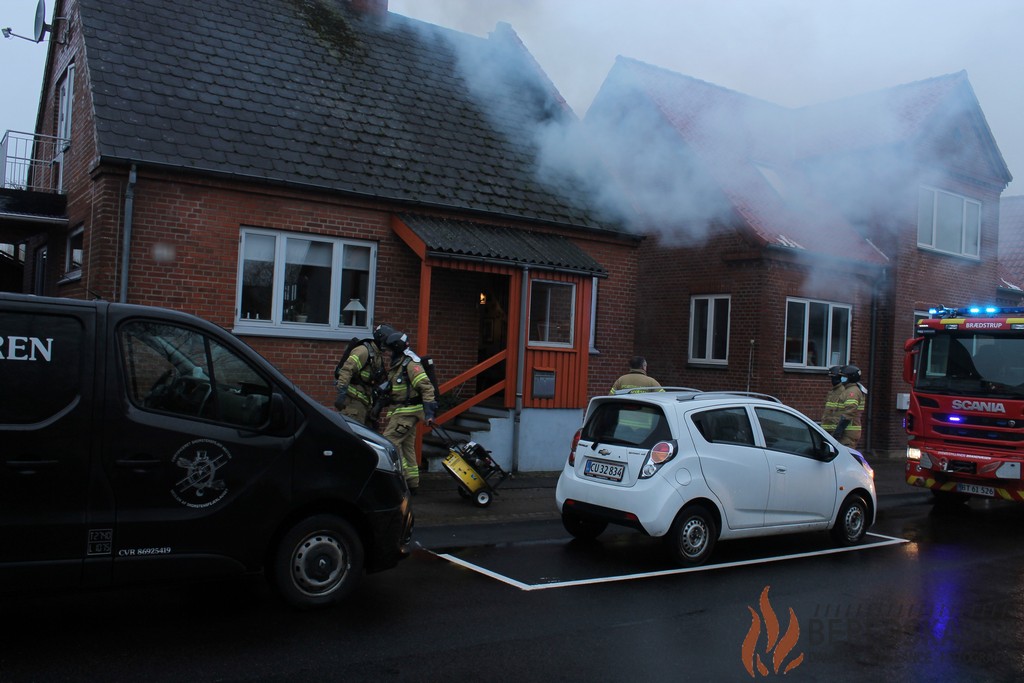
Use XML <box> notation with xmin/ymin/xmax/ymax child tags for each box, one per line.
<box><xmin>831</xmin><ymin>494</ymin><xmax>869</xmax><ymax>546</ymax></box>
<box><xmin>473</xmin><ymin>489</ymin><xmax>492</xmax><ymax>507</ymax></box>
<box><xmin>272</xmin><ymin>514</ymin><xmax>364</xmax><ymax>609</ymax></box>
<box><xmin>932</xmin><ymin>490</ymin><xmax>969</xmax><ymax>507</ymax></box>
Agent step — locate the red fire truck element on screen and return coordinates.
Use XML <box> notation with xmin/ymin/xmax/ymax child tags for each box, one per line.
<box><xmin>904</xmin><ymin>305</ymin><xmax>1024</xmax><ymax>503</ymax></box>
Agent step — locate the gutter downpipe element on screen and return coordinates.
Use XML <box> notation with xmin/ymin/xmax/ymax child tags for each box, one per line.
<box><xmin>511</xmin><ymin>265</ymin><xmax>529</xmax><ymax>473</ymax></box>
<box><xmin>866</xmin><ymin>267</ymin><xmax>884</xmax><ymax>452</ymax></box>
<box><xmin>119</xmin><ymin>165</ymin><xmax>138</xmax><ymax>303</ymax></box>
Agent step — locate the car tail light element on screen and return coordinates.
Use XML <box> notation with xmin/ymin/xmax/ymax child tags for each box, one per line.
<box><xmin>568</xmin><ymin>428</ymin><xmax>581</xmax><ymax>466</ymax></box>
<box><xmin>640</xmin><ymin>440</ymin><xmax>676</xmax><ymax>479</ymax></box>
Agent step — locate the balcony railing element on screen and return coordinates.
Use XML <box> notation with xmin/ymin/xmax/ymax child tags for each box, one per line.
<box><xmin>1</xmin><ymin>131</ymin><xmax>68</xmax><ymax>193</ymax></box>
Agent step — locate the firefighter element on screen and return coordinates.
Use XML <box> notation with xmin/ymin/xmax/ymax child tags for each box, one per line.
<box><xmin>381</xmin><ymin>331</ymin><xmax>437</xmax><ymax>493</ymax></box>
<box><xmin>822</xmin><ymin>364</ymin><xmax>867</xmax><ymax>449</ymax></box>
<box><xmin>610</xmin><ymin>356</ymin><xmax>662</xmax><ymax>393</ymax></box>
<box><xmin>334</xmin><ymin>323</ymin><xmax>394</xmax><ymax>427</ymax></box>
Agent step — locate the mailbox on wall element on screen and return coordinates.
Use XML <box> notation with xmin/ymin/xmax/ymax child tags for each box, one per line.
<box><xmin>532</xmin><ymin>368</ymin><xmax>556</xmax><ymax>399</ymax></box>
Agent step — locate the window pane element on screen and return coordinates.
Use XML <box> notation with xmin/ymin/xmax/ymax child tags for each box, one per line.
<box><xmin>692</xmin><ymin>298</ymin><xmax>709</xmax><ymax>359</ymax></box>
<box><xmin>712</xmin><ymin>297</ymin><xmax>729</xmax><ymax>360</ymax></box>
<box><xmin>339</xmin><ymin>245</ymin><xmax>371</xmax><ymax>327</ymax></box>
<box><xmin>241</xmin><ymin>234</ymin><xmax>275</xmax><ymax>321</ymax></box>
<box><xmin>965</xmin><ymin>202</ymin><xmax>980</xmax><ymax>257</ymax></box>
<box><xmin>806</xmin><ymin>302</ymin><xmax>827</xmax><ymax>367</ymax></box>
<box><xmin>785</xmin><ymin>301</ymin><xmax>805</xmax><ymax>363</ymax></box>
<box><xmin>756</xmin><ymin>408</ymin><xmax>816</xmax><ymax>457</ymax></box>
<box><xmin>67</xmin><ymin>229</ymin><xmax>83</xmax><ymax>272</ymax></box>
<box><xmin>529</xmin><ymin>281</ymin><xmax>574</xmax><ymax>344</ymax></box>
<box><xmin>283</xmin><ymin>238</ymin><xmax>332</xmax><ymax>324</ymax></box>
<box><xmin>935</xmin><ymin>191</ymin><xmax>962</xmax><ymax>253</ymax></box>
<box><xmin>829</xmin><ymin>306</ymin><xmax>850</xmax><ymax>366</ymax></box>
<box><xmin>917</xmin><ymin>188</ymin><xmax>934</xmax><ymax>246</ymax></box>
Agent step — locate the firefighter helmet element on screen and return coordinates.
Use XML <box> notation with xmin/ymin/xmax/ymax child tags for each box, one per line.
<box><xmin>828</xmin><ymin>365</ymin><xmax>843</xmax><ymax>386</ymax></box>
<box><xmin>841</xmin><ymin>364</ymin><xmax>862</xmax><ymax>383</ymax></box>
<box><xmin>373</xmin><ymin>323</ymin><xmax>396</xmax><ymax>348</ymax></box>
<box><xmin>385</xmin><ymin>331</ymin><xmax>408</xmax><ymax>355</ymax></box>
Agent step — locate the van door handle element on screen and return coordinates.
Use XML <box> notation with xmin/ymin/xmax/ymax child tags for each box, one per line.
<box><xmin>7</xmin><ymin>459</ymin><xmax>59</xmax><ymax>474</ymax></box>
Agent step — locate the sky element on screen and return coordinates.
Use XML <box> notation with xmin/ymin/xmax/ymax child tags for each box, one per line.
<box><xmin>2</xmin><ymin>0</ymin><xmax>1022</xmax><ymax>195</ymax></box>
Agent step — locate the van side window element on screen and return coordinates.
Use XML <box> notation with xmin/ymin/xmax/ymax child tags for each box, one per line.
<box><xmin>120</xmin><ymin>321</ymin><xmax>271</xmax><ymax>428</ymax></box>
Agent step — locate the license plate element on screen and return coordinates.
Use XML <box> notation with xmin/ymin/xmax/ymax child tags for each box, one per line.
<box><xmin>957</xmin><ymin>483</ymin><xmax>995</xmax><ymax>497</ymax></box>
<box><xmin>584</xmin><ymin>459</ymin><xmax>625</xmax><ymax>482</ymax></box>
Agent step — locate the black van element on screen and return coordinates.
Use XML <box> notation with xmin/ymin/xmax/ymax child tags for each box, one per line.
<box><xmin>0</xmin><ymin>293</ymin><xmax>413</xmax><ymax>608</ymax></box>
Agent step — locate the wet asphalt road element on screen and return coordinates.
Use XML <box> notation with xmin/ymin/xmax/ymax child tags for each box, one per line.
<box><xmin>2</xmin><ymin>470</ymin><xmax>1023</xmax><ymax>681</ymax></box>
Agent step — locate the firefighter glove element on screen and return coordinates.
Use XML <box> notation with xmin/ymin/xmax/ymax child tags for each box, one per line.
<box><xmin>334</xmin><ymin>389</ymin><xmax>348</xmax><ymax>411</ymax></box>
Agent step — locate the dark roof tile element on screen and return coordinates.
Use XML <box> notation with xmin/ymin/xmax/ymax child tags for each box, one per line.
<box><xmin>78</xmin><ymin>0</ymin><xmax>624</xmax><ymax>233</ymax></box>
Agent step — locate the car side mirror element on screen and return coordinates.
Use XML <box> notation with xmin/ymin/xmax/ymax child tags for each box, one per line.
<box><xmin>819</xmin><ymin>439</ymin><xmax>839</xmax><ymax>462</ymax></box>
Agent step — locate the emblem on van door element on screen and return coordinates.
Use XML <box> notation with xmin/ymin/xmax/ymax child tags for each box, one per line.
<box><xmin>171</xmin><ymin>439</ymin><xmax>232</xmax><ymax>509</ymax></box>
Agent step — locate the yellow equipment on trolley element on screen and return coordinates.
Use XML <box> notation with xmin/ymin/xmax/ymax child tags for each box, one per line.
<box><xmin>435</xmin><ymin>426</ymin><xmax>509</xmax><ymax>508</ymax></box>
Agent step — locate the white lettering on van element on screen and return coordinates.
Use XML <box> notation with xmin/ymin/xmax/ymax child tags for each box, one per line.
<box><xmin>0</xmin><ymin>336</ymin><xmax>54</xmax><ymax>361</ymax></box>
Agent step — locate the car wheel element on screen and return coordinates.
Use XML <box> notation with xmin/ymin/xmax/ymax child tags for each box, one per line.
<box><xmin>665</xmin><ymin>504</ymin><xmax>717</xmax><ymax>566</ymax></box>
<box><xmin>473</xmin><ymin>489</ymin><xmax>492</xmax><ymax>507</ymax></box>
<box><xmin>561</xmin><ymin>511</ymin><xmax>607</xmax><ymax>540</ymax></box>
<box><xmin>272</xmin><ymin>514</ymin><xmax>364</xmax><ymax>609</ymax></box>
<box><xmin>831</xmin><ymin>494</ymin><xmax>869</xmax><ymax>546</ymax></box>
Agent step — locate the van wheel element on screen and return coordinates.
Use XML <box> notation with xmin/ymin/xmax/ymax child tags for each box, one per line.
<box><xmin>831</xmin><ymin>494</ymin><xmax>869</xmax><ymax>546</ymax></box>
<box><xmin>665</xmin><ymin>504</ymin><xmax>717</xmax><ymax>566</ymax></box>
<box><xmin>561</xmin><ymin>511</ymin><xmax>607</xmax><ymax>540</ymax></box>
<box><xmin>273</xmin><ymin>515</ymin><xmax>364</xmax><ymax>609</ymax></box>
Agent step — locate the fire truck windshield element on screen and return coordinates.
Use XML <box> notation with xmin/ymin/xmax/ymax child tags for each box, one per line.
<box><xmin>916</xmin><ymin>333</ymin><xmax>1024</xmax><ymax>398</ymax></box>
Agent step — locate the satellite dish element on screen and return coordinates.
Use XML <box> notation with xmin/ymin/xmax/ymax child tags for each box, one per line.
<box><xmin>33</xmin><ymin>0</ymin><xmax>49</xmax><ymax>43</ymax></box>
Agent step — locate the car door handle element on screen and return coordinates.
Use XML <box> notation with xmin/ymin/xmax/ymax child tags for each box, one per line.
<box><xmin>775</xmin><ymin>465</ymin><xmax>787</xmax><ymax>474</ymax></box>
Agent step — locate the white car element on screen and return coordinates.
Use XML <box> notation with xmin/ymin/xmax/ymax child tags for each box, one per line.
<box><xmin>555</xmin><ymin>389</ymin><xmax>877</xmax><ymax>566</ymax></box>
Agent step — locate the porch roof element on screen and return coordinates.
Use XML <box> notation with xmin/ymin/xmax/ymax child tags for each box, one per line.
<box><xmin>398</xmin><ymin>214</ymin><xmax>606</xmax><ymax>276</ymax></box>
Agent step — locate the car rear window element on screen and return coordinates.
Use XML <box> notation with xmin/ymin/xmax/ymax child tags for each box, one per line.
<box><xmin>582</xmin><ymin>401</ymin><xmax>672</xmax><ymax>447</ymax></box>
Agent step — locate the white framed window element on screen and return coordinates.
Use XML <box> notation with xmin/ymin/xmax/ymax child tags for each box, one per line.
<box><xmin>55</xmin><ymin>63</ymin><xmax>75</xmax><ymax>192</ymax></box>
<box><xmin>690</xmin><ymin>294</ymin><xmax>730</xmax><ymax>364</ymax></box>
<box><xmin>917</xmin><ymin>186</ymin><xmax>981</xmax><ymax>259</ymax></box>
<box><xmin>784</xmin><ymin>298</ymin><xmax>851</xmax><ymax>369</ymax></box>
<box><xmin>234</xmin><ymin>228</ymin><xmax>376</xmax><ymax>339</ymax></box>
<box><xmin>529</xmin><ymin>279</ymin><xmax>575</xmax><ymax>347</ymax></box>
<box><xmin>63</xmin><ymin>224</ymin><xmax>83</xmax><ymax>279</ymax></box>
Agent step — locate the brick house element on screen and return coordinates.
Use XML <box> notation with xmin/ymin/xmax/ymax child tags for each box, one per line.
<box><xmin>998</xmin><ymin>195</ymin><xmax>1024</xmax><ymax>303</ymax></box>
<box><xmin>0</xmin><ymin>0</ymin><xmax>641</xmax><ymax>471</ymax></box>
<box><xmin>583</xmin><ymin>59</ymin><xmax>1012</xmax><ymax>455</ymax></box>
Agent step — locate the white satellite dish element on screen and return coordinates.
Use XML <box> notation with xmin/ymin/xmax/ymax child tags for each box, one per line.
<box><xmin>33</xmin><ymin>0</ymin><xmax>49</xmax><ymax>43</ymax></box>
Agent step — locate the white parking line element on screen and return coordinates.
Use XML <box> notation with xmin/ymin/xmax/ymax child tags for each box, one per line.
<box><xmin>434</xmin><ymin>532</ymin><xmax>909</xmax><ymax>592</ymax></box>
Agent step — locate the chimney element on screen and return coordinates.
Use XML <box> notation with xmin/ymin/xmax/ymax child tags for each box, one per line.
<box><xmin>349</xmin><ymin>0</ymin><xmax>388</xmax><ymax>16</ymax></box>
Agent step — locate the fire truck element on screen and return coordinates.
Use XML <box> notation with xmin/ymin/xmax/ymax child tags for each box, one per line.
<box><xmin>904</xmin><ymin>305</ymin><xmax>1024</xmax><ymax>503</ymax></box>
